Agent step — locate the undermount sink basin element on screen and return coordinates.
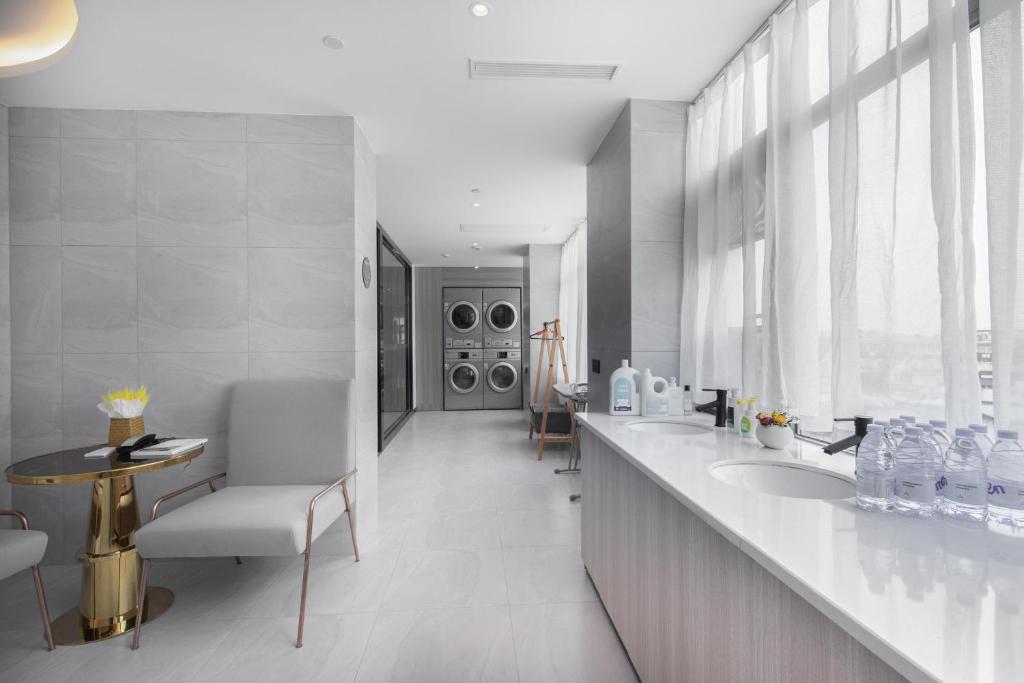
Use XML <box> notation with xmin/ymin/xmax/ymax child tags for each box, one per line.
<box><xmin>627</xmin><ymin>421</ymin><xmax>712</xmax><ymax>436</ymax></box>
<box><xmin>709</xmin><ymin>460</ymin><xmax>855</xmax><ymax>500</ymax></box>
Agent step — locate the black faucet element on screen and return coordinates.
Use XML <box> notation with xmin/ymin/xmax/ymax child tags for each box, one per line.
<box><xmin>822</xmin><ymin>416</ymin><xmax>873</xmax><ymax>454</ymax></box>
<box><xmin>695</xmin><ymin>389</ymin><xmax>729</xmax><ymax>428</ymax></box>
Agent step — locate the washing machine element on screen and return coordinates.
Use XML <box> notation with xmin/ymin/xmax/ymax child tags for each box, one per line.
<box><xmin>443</xmin><ymin>349</ymin><xmax>484</xmax><ymax>410</ymax></box>
<box><xmin>483</xmin><ymin>349</ymin><xmax>522</xmax><ymax>409</ymax></box>
<box><xmin>482</xmin><ymin>288</ymin><xmax>521</xmax><ymax>349</ymax></box>
<box><xmin>443</xmin><ymin>288</ymin><xmax>483</xmax><ymax>349</ymax></box>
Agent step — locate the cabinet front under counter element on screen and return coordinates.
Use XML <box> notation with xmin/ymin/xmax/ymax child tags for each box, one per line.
<box><xmin>580</xmin><ymin>424</ymin><xmax>909</xmax><ymax>683</ymax></box>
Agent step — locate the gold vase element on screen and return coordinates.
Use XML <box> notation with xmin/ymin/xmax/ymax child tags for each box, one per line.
<box><xmin>108</xmin><ymin>416</ymin><xmax>145</xmax><ymax>447</ymax></box>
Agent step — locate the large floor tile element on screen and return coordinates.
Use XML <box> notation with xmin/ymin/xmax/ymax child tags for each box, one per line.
<box><xmin>252</xmin><ymin>552</ymin><xmax>399</xmax><ymax>617</ymax></box>
<box><xmin>498</xmin><ymin>509</ymin><xmax>582</xmax><ymax>547</ymax></box>
<box><xmin>494</xmin><ymin>480</ymin><xmax>577</xmax><ymax>511</ymax></box>
<box><xmin>510</xmin><ymin>602</ymin><xmax>638</xmax><ymax>683</ymax></box>
<box><xmin>381</xmin><ymin>549</ymin><xmax>507</xmax><ymax>610</ymax></box>
<box><xmin>503</xmin><ymin>545</ymin><xmax>597</xmax><ymax>605</ymax></box>
<box><xmin>355</xmin><ymin>606</ymin><xmax>518</xmax><ymax>683</ymax></box>
<box><xmin>192</xmin><ymin>613</ymin><xmax>376</xmax><ymax>683</ymax></box>
<box><xmin>401</xmin><ymin>511</ymin><xmax>501</xmax><ymax>551</ymax></box>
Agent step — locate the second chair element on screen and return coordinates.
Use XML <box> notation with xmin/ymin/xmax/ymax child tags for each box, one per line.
<box><xmin>132</xmin><ymin>378</ymin><xmax>360</xmax><ymax>649</ymax></box>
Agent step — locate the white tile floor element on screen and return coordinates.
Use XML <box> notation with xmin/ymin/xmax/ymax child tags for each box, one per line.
<box><xmin>0</xmin><ymin>410</ymin><xmax>638</xmax><ymax>682</ymax></box>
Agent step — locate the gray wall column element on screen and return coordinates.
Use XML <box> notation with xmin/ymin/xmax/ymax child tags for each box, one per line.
<box><xmin>586</xmin><ymin>99</ymin><xmax>686</xmax><ymax>412</ymax></box>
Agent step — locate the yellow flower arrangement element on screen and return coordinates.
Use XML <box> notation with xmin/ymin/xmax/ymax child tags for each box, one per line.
<box><xmin>97</xmin><ymin>385</ymin><xmax>150</xmax><ymax>419</ymax></box>
<box><xmin>756</xmin><ymin>407</ymin><xmax>798</xmax><ymax>428</ymax></box>
<box><xmin>101</xmin><ymin>386</ymin><xmax>150</xmax><ymax>405</ymax></box>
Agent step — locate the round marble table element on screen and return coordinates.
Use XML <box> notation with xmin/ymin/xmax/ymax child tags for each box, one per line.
<box><xmin>5</xmin><ymin>443</ymin><xmax>204</xmax><ymax>645</ymax></box>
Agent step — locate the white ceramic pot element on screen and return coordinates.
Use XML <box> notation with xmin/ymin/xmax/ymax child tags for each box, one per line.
<box><xmin>755</xmin><ymin>424</ymin><xmax>794</xmax><ymax>450</ymax></box>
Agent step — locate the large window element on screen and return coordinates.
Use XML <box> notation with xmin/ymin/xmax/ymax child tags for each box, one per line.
<box><xmin>684</xmin><ymin>0</ymin><xmax>989</xmax><ymax>436</ymax></box>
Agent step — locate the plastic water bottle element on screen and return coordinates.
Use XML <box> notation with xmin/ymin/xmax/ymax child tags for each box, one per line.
<box><xmin>888</xmin><ymin>418</ymin><xmax>907</xmax><ymax>447</ymax></box>
<box><xmin>939</xmin><ymin>428</ymin><xmax>988</xmax><ymax>522</ymax></box>
<box><xmin>893</xmin><ymin>426</ymin><xmax>939</xmax><ymax>517</ymax></box>
<box><xmin>987</xmin><ymin>430</ymin><xmax>1024</xmax><ymax>532</ymax></box>
<box><xmin>928</xmin><ymin>419</ymin><xmax>952</xmax><ymax>448</ymax></box>
<box><xmin>919</xmin><ymin>424</ymin><xmax>945</xmax><ymax>468</ymax></box>
<box><xmin>970</xmin><ymin>423</ymin><xmax>994</xmax><ymax>458</ymax></box>
<box><xmin>856</xmin><ymin>424</ymin><xmax>895</xmax><ymax>512</ymax></box>
<box><xmin>899</xmin><ymin>414</ymin><xmax>917</xmax><ymax>425</ymax></box>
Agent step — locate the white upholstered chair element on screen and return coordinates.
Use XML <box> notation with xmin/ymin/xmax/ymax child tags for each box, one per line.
<box><xmin>132</xmin><ymin>378</ymin><xmax>359</xmax><ymax>649</ymax></box>
<box><xmin>0</xmin><ymin>510</ymin><xmax>55</xmax><ymax>651</ymax></box>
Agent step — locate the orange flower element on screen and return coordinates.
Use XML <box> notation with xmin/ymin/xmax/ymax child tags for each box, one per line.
<box><xmin>772</xmin><ymin>412</ymin><xmax>787</xmax><ymax>426</ymax></box>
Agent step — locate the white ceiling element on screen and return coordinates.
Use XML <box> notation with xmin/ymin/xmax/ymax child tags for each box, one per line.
<box><xmin>0</xmin><ymin>0</ymin><xmax>778</xmax><ymax>266</ymax></box>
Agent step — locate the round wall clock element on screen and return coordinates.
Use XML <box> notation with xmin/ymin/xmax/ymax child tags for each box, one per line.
<box><xmin>361</xmin><ymin>257</ymin><xmax>372</xmax><ymax>288</ymax></box>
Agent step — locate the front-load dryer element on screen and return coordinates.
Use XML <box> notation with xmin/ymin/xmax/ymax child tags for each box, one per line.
<box><xmin>443</xmin><ymin>349</ymin><xmax>484</xmax><ymax>410</ymax></box>
<box><xmin>443</xmin><ymin>288</ymin><xmax>483</xmax><ymax>349</ymax></box>
<box><xmin>482</xmin><ymin>287</ymin><xmax>521</xmax><ymax>349</ymax></box>
<box><xmin>483</xmin><ymin>349</ymin><xmax>522</xmax><ymax>409</ymax></box>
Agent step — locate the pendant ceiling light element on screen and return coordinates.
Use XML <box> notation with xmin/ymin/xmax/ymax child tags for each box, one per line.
<box><xmin>0</xmin><ymin>0</ymin><xmax>78</xmax><ymax>78</ymax></box>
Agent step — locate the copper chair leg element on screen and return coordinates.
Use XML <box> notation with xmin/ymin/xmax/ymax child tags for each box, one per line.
<box><xmin>131</xmin><ymin>559</ymin><xmax>150</xmax><ymax>650</ymax></box>
<box><xmin>296</xmin><ymin>550</ymin><xmax>311</xmax><ymax>648</ymax></box>
<box><xmin>30</xmin><ymin>566</ymin><xmax>55</xmax><ymax>651</ymax></box>
<box><xmin>341</xmin><ymin>480</ymin><xmax>359</xmax><ymax>562</ymax></box>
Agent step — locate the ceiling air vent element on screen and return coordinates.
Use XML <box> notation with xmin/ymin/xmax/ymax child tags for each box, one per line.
<box><xmin>460</xmin><ymin>224</ymin><xmax>550</xmax><ymax>234</ymax></box>
<box><xmin>468</xmin><ymin>59</ymin><xmax>620</xmax><ymax>81</ymax></box>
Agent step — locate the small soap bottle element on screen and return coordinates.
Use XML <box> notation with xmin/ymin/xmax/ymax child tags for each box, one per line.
<box><xmin>739</xmin><ymin>399</ymin><xmax>757</xmax><ymax>438</ymax></box>
<box><xmin>666</xmin><ymin>378</ymin><xmax>685</xmax><ymax>416</ymax></box>
<box><xmin>683</xmin><ymin>384</ymin><xmax>694</xmax><ymax>416</ymax></box>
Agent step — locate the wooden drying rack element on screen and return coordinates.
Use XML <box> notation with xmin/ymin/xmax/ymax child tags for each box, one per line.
<box><xmin>527</xmin><ymin>319</ymin><xmax>574</xmax><ymax>460</ymax></box>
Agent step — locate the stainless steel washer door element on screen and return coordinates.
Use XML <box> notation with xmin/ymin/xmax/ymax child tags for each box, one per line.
<box><xmin>447</xmin><ymin>301</ymin><xmax>480</xmax><ymax>333</ymax></box>
<box><xmin>448</xmin><ymin>362</ymin><xmax>480</xmax><ymax>393</ymax></box>
<box><xmin>486</xmin><ymin>362</ymin><xmax>518</xmax><ymax>393</ymax></box>
<box><xmin>485</xmin><ymin>300</ymin><xmax>518</xmax><ymax>333</ymax></box>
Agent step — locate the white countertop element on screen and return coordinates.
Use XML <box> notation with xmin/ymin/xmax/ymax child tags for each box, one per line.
<box><xmin>578</xmin><ymin>412</ymin><xmax>1024</xmax><ymax>683</ymax></box>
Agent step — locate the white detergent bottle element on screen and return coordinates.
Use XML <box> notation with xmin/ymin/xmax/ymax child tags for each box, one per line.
<box><xmin>666</xmin><ymin>378</ymin><xmax>685</xmax><ymax>416</ymax></box>
<box><xmin>640</xmin><ymin>370</ymin><xmax>670</xmax><ymax>417</ymax></box>
<box><xmin>609</xmin><ymin>360</ymin><xmax>640</xmax><ymax>416</ymax></box>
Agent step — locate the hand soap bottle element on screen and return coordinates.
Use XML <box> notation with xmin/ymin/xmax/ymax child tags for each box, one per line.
<box><xmin>609</xmin><ymin>360</ymin><xmax>640</xmax><ymax>416</ymax></box>
<box><xmin>666</xmin><ymin>378</ymin><xmax>685</xmax><ymax>416</ymax></box>
<box><xmin>738</xmin><ymin>399</ymin><xmax>757</xmax><ymax>438</ymax></box>
<box><xmin>640</xmin><ymin>369</ymin><xmax>670</xmax><ymax>417</ymax></box>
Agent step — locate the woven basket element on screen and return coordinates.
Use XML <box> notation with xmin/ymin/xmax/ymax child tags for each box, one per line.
<box><xmin>108</xmin><ymin>416</ymin><xmax>145</xmax><ymax>447</ymax></box>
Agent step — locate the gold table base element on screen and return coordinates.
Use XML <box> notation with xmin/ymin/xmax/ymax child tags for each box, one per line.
<box><xmin>52</xmin><ymin>587</ymin><xmax>173</xmax><ymax>645</ymax></box>
<box><xmin>58</xmin><ymin>474</ymin><xmax>173</xmax><ymax>645</ymax></box>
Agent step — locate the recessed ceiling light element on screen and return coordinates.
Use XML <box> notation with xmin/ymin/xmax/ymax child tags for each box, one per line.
<box><xmin>474</xmin><ymin>265</ymin><xmax>480</xmax><ymax>270</ymax></box>
<box><xmin>472</xmin><ymin>202</ymin><xmax>481</xmax><ymax>208</ymax></box>
<box><xmin>442</xmin><ymin>253</ymin><xmax>450</xmax><ymax>258</ymax></box>
<box><xmin>470</xmin><ymin>188</ymin><xmax>481</xmax><ymax>194</ymax></box>
<box><xmin>322</xmin><ymin>34</ymin><xmax>345</xmax><ymax>50</ymax></box>
<box><xmin>0</xmin><ymin>0</ymin><xmax>78</xmax><ymax>77</ymax></box>
<box><xmin>471</xmin><ymin>242</ymin><xmax>482</xmax><ymax>251</ymax></box>
<box><xmin>469</xmin><ymin>2</ymin><xmax>490</xmax><ymax>17</ymax></box>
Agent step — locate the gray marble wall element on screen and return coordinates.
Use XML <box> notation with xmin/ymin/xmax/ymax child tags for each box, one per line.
<box><xmin>525</xmin><ymin>245</ymin><xmax>561</xmax><ymax>406</ymax></box>
<box><xmin>586</xmin><ymin>100</ymin><xmax>686</xmax><ymax>412</ymax></box>
<box><xmin>5</xmin><ymin>108</ymin><xmax>377</xmax><ymax>562</ymax></box>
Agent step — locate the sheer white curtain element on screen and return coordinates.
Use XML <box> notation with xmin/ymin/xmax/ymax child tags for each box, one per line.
<box><xmin>980</xmin><ymin>0</ymin><xmax>1024</xmax><ymax>431</ymax></box>
<box><xmin>558</xmin><ymin>224</ymin><xmax>588</xmax><ymax>384</ymax></box>
<box><xmin>682</xmin><ymin>0</ymin><xmax>983</xmax><ymax>429</ymax></box>
<box><xmin>764</xmin><ymin>0</ymin><xmax>821</xmax><ymax>414</ymax></box>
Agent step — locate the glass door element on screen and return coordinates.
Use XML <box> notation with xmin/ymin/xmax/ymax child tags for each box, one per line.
<box><xmin>378</xmin><ymin>225</ymin><xmax>413</xmax><ymax>450</ymax></box>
